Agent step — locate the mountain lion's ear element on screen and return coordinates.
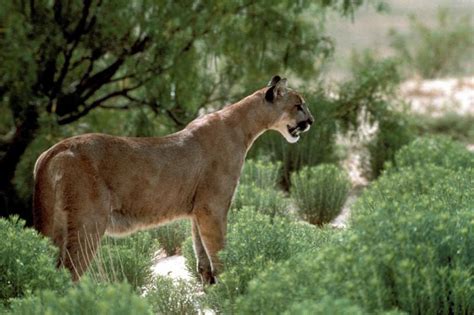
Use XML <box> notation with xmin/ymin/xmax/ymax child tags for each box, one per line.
<box><xmin>267</xmin><ymin>75</ymin><xmax>281</xmax><ymax>87</ymax></box>
<box><xmin>274</xmin><ymin>78</ymin><xmax>288</xmax><ymax>97</ymax></box>
<box><xmin>265</xmin><ymin>77</ymin><xmax>288</xmax><ymax>102</ymax></box>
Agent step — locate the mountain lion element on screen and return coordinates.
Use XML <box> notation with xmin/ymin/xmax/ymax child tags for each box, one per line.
<box><xmin>33</xmin><ymin>75</ymin><xmax>314</xmax><ymax>283</ymax></box>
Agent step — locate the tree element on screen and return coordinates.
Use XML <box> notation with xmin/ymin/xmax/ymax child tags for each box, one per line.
<box><xmin>0</xmin><ymin>0</ymin><xmax>366</xmax><ymax>222</ymax></box>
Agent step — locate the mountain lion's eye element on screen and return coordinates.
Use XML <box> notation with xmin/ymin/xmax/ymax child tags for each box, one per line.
<box><xmin>295</xmin><ymin>104</ymin><xmax>303</xmax><ymax>111</ymax></box>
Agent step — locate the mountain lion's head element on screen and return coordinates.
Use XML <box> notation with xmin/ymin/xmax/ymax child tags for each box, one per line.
<box><xmin>264</xmin><ymin>75</ymin><xmax>314</xmax><ymax>143</ymax></box>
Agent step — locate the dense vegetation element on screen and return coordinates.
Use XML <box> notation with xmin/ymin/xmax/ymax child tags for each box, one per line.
<box><xmin>1</xmin><ymin>1</ymin><xmax>473</xmax><ymax>314</ymax></box>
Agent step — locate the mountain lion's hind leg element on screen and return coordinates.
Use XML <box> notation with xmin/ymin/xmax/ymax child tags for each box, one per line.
<box><xmin>57</xmin><ymin>169</ymin><xmax>109</xmax><ymax>281</ymax></box>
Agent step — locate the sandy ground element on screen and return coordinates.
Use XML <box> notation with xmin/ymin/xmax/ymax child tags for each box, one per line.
<box><xmin>152</xmin><ymin>252</ymin><xmax>192</xmax><ymax>281</ymax></box>
<box><xmin>400</xmin><ymin>76</ymin><xmax>474</xmax><ymax>117</ymax></box>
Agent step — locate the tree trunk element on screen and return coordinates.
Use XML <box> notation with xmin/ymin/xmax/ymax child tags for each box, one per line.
<box><xmin>0</xmin><ymin>105</ymin><xmax>39</xmax><ymax>225</ymax></box>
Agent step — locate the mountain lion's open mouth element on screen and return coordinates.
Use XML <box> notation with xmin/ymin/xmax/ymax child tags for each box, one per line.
<box><xmin>287</xmin><ymin>125</ymin><xmax>302</xmax><ymax>138</ymax></box>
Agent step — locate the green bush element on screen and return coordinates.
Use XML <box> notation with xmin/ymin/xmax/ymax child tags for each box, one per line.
<box><xmin>234</xmin><ymin>159</ymin><xmax>290</xmax><ymax>218</ymax></box>
<box><xmin>87</xmin><ymin>231</ymin><xmax>160</xmax><ymax>292</ymax></box>
<box><xmin>283</xmin><ymin>297</ymin><xmax>366</xmax><ymax>315</ymax></box>
<box><xmin>240</xmin><ymin>159</ymin><xmax>281</xmax><ymax>189</ymax></box>
<box><xmin>232</xmin><ymin>183</ymin><xmax>290</xmax><ymax>218</ymax></box>
<box><xmin>151</xmin><ymin>220</ymin><xmax>190</xmax><ymax>256</ymax></box>
<box><xmin>291</xmin><ymin>164</ymin><xmax>350</xmax><ymax>226</ymax></box>
<box><xmin>336</xmin><ymin>53</ymin><xmax>401</xmax><ymax>133</ymax></box>
<box><xmin>9</xmin><ymin>277</ymin><xmax>152</xmax><ymax>315</ymax></box>
<box><xmin>145</xmin><ymin>276</ymin><xmax>199</xmax><ymax>315</ymax></box>
<box><xmin>367</xmin><ymin>111</ymin><xmax>414</xmax><ymax>178</ymax></box>
<box><xmin>236</xmin><ymin>166</ymin><xmax>474</xmax><ymax>314</ymax></box>
<box><xmin>182</xmin><ymin>237</ymin><xmax>199</xmax><ymax>281</ymax></box>
<box><xmin>0</xmin><ymin>216</ymin><xmax>70</xmax><ymax>306</ymax></box>
<box><xmin>411</xmin><ymin>113</ymin><xmax>474</xmax><ymax>144</ymax></box>
<box><xmin>390</xmin><ymin>8</ymin><xmax>474</xmax><ymax>78</ymax></box>
<box><xmin>202</xmin><ymin>207</ymin><xmax>334</xmax><ymax>312</ymax></box>
<box><xmin>387</xmin><ymin>136</ymin><xmax>473</xmax><ymax>173</ymax></box>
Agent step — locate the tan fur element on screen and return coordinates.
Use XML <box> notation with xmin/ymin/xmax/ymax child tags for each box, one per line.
<box><xmin>33</xmin><ymin>77</ymin><xmax>313</xmax><ymax>283</ymax></box>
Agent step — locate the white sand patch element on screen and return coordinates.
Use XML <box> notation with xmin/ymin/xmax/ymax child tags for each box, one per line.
<box><xmin>400</xmin><ymin>76</ymin><xmax>474</xmax><ymax>117</ymax></box>
<box><xmin>151</xmin><ymin>253</ymin><xmax>192</xmax><ymax>282</ymax></box>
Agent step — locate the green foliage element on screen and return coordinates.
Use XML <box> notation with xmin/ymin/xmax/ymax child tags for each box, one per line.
<box><xmin>337</xmin><ymin>53</ymin><xmax>401</xmax><ymax>133</ymax></box>
<box><xmin>145</xmin><ymin>276</ymin><xmax>199</xmax><ymax>315</ymax></box>
<box><xmin>390</xmin><ymin>8</ymin><xmax>474</xmax><ymax>78</ymax></box>
<box><xmin>183</xmin><ymin>207</ymin><xmax>335</xmax><ymax>306</ymax></box>
<box><xmin>233</xmin><ymin>159</ymin><xmax>289</xmax><ymax>217</ymax></box>
<box><xmin>237</xmin><ymin>165</ymin><xmax>474</xmax><ymax>314</ymax></box>
<box><xmin>182</xmin><ymin>237</ymin><xmax>199</xmax><ymax>280</ymax></box>
<box><xmin>203</xmin><ymin>207</ymin><xmax>334</xmax><ymax>312</ymax></box>
<box><xmin>232</xmin><ymin>184</ymin><xmax>290</xmax><ymax>218</ymax></box>
<box><xmin>9</xmin><ymin>278</ymin><xmax>152</xmax><ymax>315</ymax></box>
<box><xmin>367</xmin><ymin>111</ymin><xmax>415</xmax><ymax>178</ymax></box>
<box><xmin>152</xmin><ymin>220</ymin><xmax>190</xmax><ymax>256</ymax></box>
<box><xmin>387</xmin><ymin>136</ymin><xmax>474</xmax><ymax>173</ymax></box>
<box><xmin>291</xmin><ymin>164</ymin><xmax>350</xmax><ymax>225</ymax></box>
<box><xmin>411</xmin><ymin>113</ymin><xmax>474</xmax><ymax>144</ymax></box>
<box><xmin>87</xmin><ymin>231</ymin><xmax>160</xmax><ymax>292</ymax></box>
<box><xmin>283</xmin><ymin>297</ymin><xmax>366</xmax><ymax>315</ymax></box>
<box><xmin>240</xmin><ymin>159</ymin><xmax>282</xmax><ymax>189</ymax></box>
<box><xmin>0</xmin><ymin>216</ymin><xmax>70</xmax><ymax>306</ymax></box>
<box><xmin>0</xmin><ymin>0</ymin><xmax>359</xmax><ymax>128</ymax></box>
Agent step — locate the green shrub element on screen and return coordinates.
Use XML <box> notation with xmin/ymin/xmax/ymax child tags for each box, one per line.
<box><xmin>203</xmin><ymin>207</ymin><xmax>334</xmax><ymax>311</ymax></box>
<box><xmin>352</xmin><ymin>164</ymin><xmax>465</xmax><ymax>223</ymax></box>
<box><xmin>336</xmin><ymin>53</ymin><xmax>401</xmax><ymax>133</ymax></box>
<box><xmin>367</xmin><ymin>111</ymin><xmax>414</xmax><ymax>178</ymax></box>
<box><xmin>291</xmin><ymin>164</ymin><xmax>350</xmax><ymax>226</ymax></box>
<box><xmin>390</xmin><ymin>8</ymin><xmax>474</xmax><ymax>78</ymax></box>
<box><xmin>232</xmin><ymin>183</ymin><xmax>290</xmax><ymax>218</ymax></box>
<box><xmin>183</xmin><ymin>214</ymin><xmax>334</xmax><ymax>281</ymax></box>
<box><xmin>411</xmin><ymin>113</ymin><xmax>474</xmax><ymax>144</ymax></box>
<box><xmin>237</xmin><ymin>166</ymin><xmax>474</xmax><ymax>314</ymax></box>
<box><xmin>284</xmin><ymin>297</ymin><xmax>366</xmax><ymax>315</ymax></box>
<box><xmin>240</xmin><ymin>159</ymin><xmax>281</xmax><ymax>189</ymax></box>
<box><xmin>151</xmin><ymin>220</ymin><xmax>190</xmax><ymax>256</ymax></box>
<box><xmin>234</xmin><ymin>159</ymin><xmax>290</xmax><ymax>218</ymax></box>
<box><xmin>0</xmin><ymin>216</ymin><xmax>70</xmax><ymax>306</ymax></box>
<box><xmin>182</xmin><ymin>237</ymin><xmax>199</xmax><ymax>280</ymax></box>
<box><xmin>87</xmin><ymin>231</ymin><xmax>160</xmax><ymax>292</ymax></box>
<box><xmin>145</xmin><ymin>276</ymin><xmax>199</xmax><ymax>315</ymax></box>
<box><xmin>387</xmin><ymin>136</ymin><xmax>473</xmax><ymax>173</ymax></box>
<box><xmin>9</xmin><ymin>277</ymin><xmax>152</xmax><ymax>315</ymax></box>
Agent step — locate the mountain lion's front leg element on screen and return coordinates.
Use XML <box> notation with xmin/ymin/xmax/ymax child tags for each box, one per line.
<box><xmin>193</xmin><ymin>206</ymin><xmax>227</xmax><ymax>285</ymax></box>
<box><xmin>191</xmin><ymin>218</ymin><xmax>214</xmax><ymax>284</ymax></box>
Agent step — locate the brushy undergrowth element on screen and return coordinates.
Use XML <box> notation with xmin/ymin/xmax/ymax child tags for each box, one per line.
<box><xmin>9</xmin><ymin>277</ymin><xmax>152</xmax><ymax>315</ymax></box>
<box><xmin>87</xmin><ymin>231</ymin><xmax>160</xmax><ymax>292</ymax></box>
<box><xmin>235</xmin><ymin>164</ymin><xmax>474</xmax><ymax>314</ymax></box>
<box><xmin>411</xmin><ymin>113</ymin><xmax>474</xmax><ymax>144</ymax></box>
<box><xmin>0</xmin><ymin>216</ymin><xmax>71</xmax><ymax>306</ymax></box>
<box><xmin>152</xmin><ymin>219</ymin><xmax>190</xmax><ymax>256</ymax></box>
<box><xmin>291</xmin><ymin>164</ymin><xmax>350</xmax><ymax>226</ymax></box>
<box><xmin>233</xmin><ymin>159</ymin><xmax>290</xmax><ymax>218</ymax></box>
<box><xmin>232</xmin><ymin>183</ymin><xmax>290</xmax><ymax>218</ymax></box>
<box><xmin>145</xmin><ymin>276</ymin><xmax>199</xmax><ymax>315</ymax></box>
<box><xmin>182</xmin><ymin>206</ymin><xmax>334</xmax><ymax>312</ymax></box>
<box><xmin>386</xmin><ymin>136</ymin><xmax>474</xmax><ymax>173</ymax></box>
<box><xmin>366</xmin><ymin>111</ymin><xmax>414</xmax><ymax>178</ymax></box>
<box><xmin>239</xmin><ymin>159</ymin><xmax>282</xmax><ymax>189</ymax></box>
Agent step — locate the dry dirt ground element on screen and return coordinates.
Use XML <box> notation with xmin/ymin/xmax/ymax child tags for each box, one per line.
<box><xmin>153</xmin><ymin>76</ymin><xmax>474</xmax><ymax>284</ymax></box>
